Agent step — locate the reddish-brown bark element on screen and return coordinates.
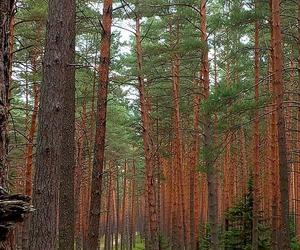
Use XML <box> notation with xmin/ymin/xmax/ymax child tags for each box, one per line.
<box><xmin>171</xmin><ymin>52</ymin><xmax>187</xmax><ymax>249</ymax></box>
<box><xmin>252</xmin><ymin>15</ymin><xmax>260</xmax><ymax>250</ymax></box>
<box><xmin>74</xmin><ymin>88</ymin><xmax>87</xmax><ymax>250</ymax></box>
<box><xmin>129</xmin><ymin>161</ymin><xmax>136</xmax><ymax>250</ymax></box>
<box><xmin>271</xmin><ymin>0</ymin><xmax>290</xmax><ymax>247</ymax></box>
<box><xmin>87</xmin><ymin>1</ymin><xmax>113</xmax><ymax>249</ymax></box>
<box><xmin>24</xmin><ymin>77</ymin><xmax>39</xmax><ymax>197</ymax></box>
<box><xmin>200</xmin><ymin>0</ymin><xmax>218</xmax><ymax>248</ymax></box>
<box><xmin>296</xmin><ymin>0</ymin><xmax>300</xmax><ymax>239</ymax></box>
<box><xmin>105</xmin><ymin>162</ymin><xmax>113</xmax><ymax>250</ymax></box>
<box><xmin>29</xmin><ymin>0</ymin><xmax>76</xmax><ymax>248</ymax></box>
<box><xmin>135</xmin><ymin>16</ymin><xmax>159</xmax><ymax>250</ymax></box>
<box><xmin>115</xmin><ymin>166</ymin><xmax>120</xmax><ymax>250</ymax></box>
<box><xmin>20</xmin><ymin>20</ymin><xmax>43</xmax><ymax>250</ymax></box>
<box><xmin>120</xmin><ymin>161</ymin><xmax>127</xmax><ymax>250</ymax></box>
<box><xmin>189</xmin><ymin>78</ymin><xmax>201</xmax><ymax>250</ymax></box>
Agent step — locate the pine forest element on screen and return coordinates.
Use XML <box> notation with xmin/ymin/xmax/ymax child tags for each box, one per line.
<box><xmin>0</xmin><ymin>0</ymin><xmax>300</xmax><ymax>249</ymax></box>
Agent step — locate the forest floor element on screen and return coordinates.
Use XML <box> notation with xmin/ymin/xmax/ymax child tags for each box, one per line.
<box><xmin>98</xmin><ymin>236</ymin><xmax>145</xmax><ymax>250</ymax></box>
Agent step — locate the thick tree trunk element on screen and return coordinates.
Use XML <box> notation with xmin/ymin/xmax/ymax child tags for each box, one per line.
<box><xmin>29</xmin><ymin>0</ymin><xmax>76</xmax><ymax>249</ymax></box>
<box><xmin>87</xmin><ymin>1</ymin><xmax>113</xmax><ymax>249</ymax></box>
<box><xmin>0</xmin><ymin>0</ymin><xmax>14</xmax><ymax>188</ymax></box>
<box><xmin>271</xmin><ymin>0</ymin><xmax>290</xmax><ymax>248</ymax></box>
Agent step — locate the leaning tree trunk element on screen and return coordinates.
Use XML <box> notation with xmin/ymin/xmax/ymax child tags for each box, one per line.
<box><xmin>87</xmin><ymin>1</ymin><xmax>113</xmax><ymax>249</ymax></box>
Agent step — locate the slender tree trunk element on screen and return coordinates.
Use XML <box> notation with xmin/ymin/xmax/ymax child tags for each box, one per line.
<box><xmin>190</xmin><ymin>78</ymin><xmax>201</xmax><ymax>250</ymax></box>
<box><xmin>75</xmin><ymin>90</ymin><xmax>87</xmax><ymax>250</ymax></box>
<box><xmin>105</xmin><ymin>162</ymin><xmax>113</xmax><ymax>250</ymax></box>
<box><xmin>171</xmin><ymin>138</ymin><xmax>181</xmax><ymax>250</ymax></box>
<box><xmin>75</xmin><ymin>126</ymin><xmax>83</xmax><ymax>250</ymax></box>
<box><xmin>167</xmin><ymin>157</ymin><xmax>173</xmax><ymax>242</ymax></box>
<box><xmin>268</xmin><ymin>18</ymin><xmax>279</xmax><ymax>247</ymax></box>
<box><xmin>252</xmin><ymin>15</ymin><xmax>260</xmax><ymax>250</ymax></box>
<box><xmin>87</xmin><ymin>1</ymin><xmax>113</xmax><ymax>249</ymax></box>
<box><xmin>111</xmin><ymin>177</ymin><xmax>116</xmax><ymax>250</ymax></box>
<box><xmin>135</xmin><ymin>16</ymin><xmax>159</xmax><ymax>250</ymax></box>
<box><xmin>115</xmin><ymin>166</ymin><xmax>120</xmax><ymax>250</ymax></box>
<box><xmin>24</xmin><ymin>73</ymin><xmax>39</xmax><ymax>196</ymax></box>
<box><xmin>199</xmin><ymin>173</ymin><xmax>208</xmax><ymax>239</ymax></box>
<box><xmin>297</xmin><ymin>0</ymin><xmax>300</xmax><ymax>239</ymax></box>
<box><xmin>20</xmin><ymin>19</ymin><xmax>43</xmax><ymax>250</ymax></box>
<box><xmin>29</xmin><ymin>0</ymin><xmax>76</xmax><ymax>248</ymax></box>
<box><xmin>82</xmin><ymin>60</ymin><xmax>97</xmax><ymax>250</ymax></box>
<box><xmin>22</xmin><ymin>83</ymin><xmax>39</xmax><ymax>250</ymax></box>
<box><xmin>239</xmin><ymin>129</ymin><xmax>248</xmax><ymax>197</ymax></box>
<box><xmin>171</xmin><ymin>50</ymin><xmax>188</xmax><ymax>250</ymax></box>
<box><xmin>271</xmin><ymin>0</ymin><xmax>290</xmax><ymax>248</ymax></box>
<box><xmin>121</xmin><ymin>161</ymin><xmax>127</xmax><ymax>250</ymax></box>
<box><xmin>129</xmin><ymin>160</ymin><xmax>136</xmax><ymax>250</ymax></box>
<box><xmin>200</xmin><ymin>0</ymin><xmax>219</xmax><ymax>248</ymax></box>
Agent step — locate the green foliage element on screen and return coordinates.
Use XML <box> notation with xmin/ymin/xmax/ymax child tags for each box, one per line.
<box><xmin>159</xmin><ymin>234</ymin><xmax>171</xmax><ymax>250</ymax></box>
<box><xmin>221</xmin><ymin>178</ymin><xmax>271</xmax><ymax>249</ymax></box>
<box><xmin>198</xmin><ymin>142</ymin><xmax>219</xmax><ymax>173</ymax></box>
<box><xmin>289</xmin><ymin>216</ymin><xmax>300</xmax><ymax>249</ymax></box>
<box><xmin>132</xmin><ymin>234</ymin><xmax>170</xmax><ymax>250</ymax></box>
<box><xmin>199</xmin><ymin>224</ymin><xmax>213</xmax><ymax>250</ymax></box>
<box><xmin>133</xmin><ymin>235</ymin><xmax>145</xmax><ymax>250</ymax></box>
<box><xmin>291</xmin><ymin>237</ymin><xmax>300</xmax><ymax>250</ymax></box>
<box><xmin>201</xmin><ymin>81</ymin><xmax>252</xmax><ymax>115</ymax></box>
